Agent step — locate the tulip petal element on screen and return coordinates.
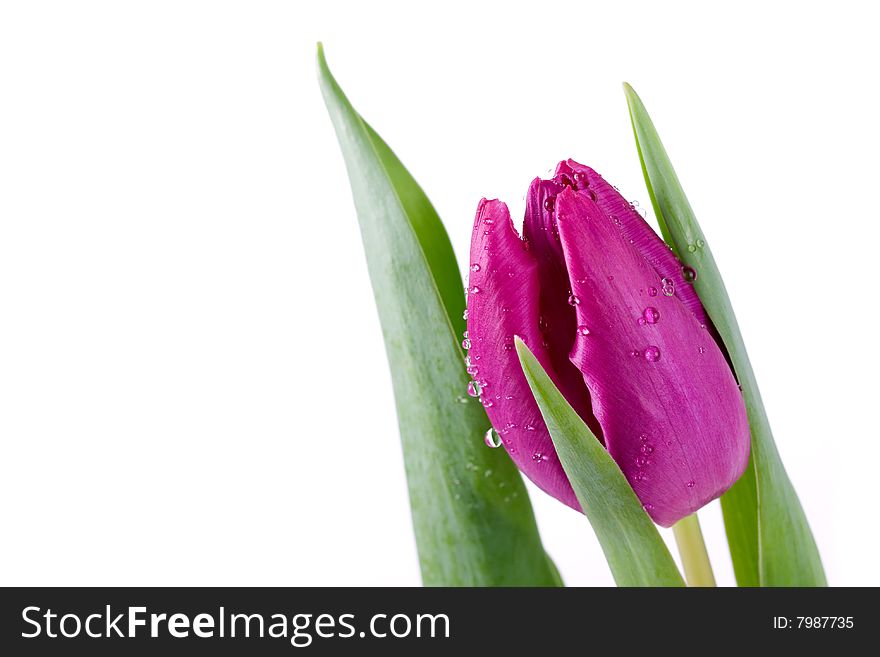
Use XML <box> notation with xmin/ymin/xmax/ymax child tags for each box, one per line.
<box><xmin>554</xmin><ymin>188</ymin><xmax>749</xmax><ymax>526</ymax></box>
<box><xmin>556</xmin><ymin>159</ymin><xmax>710</xmax><ymax>329</ymax></box>
<box><xmin>523</xmin><ymin>177</ymin><xmax>604</xmax><ymax>440</ymax></box>
<box><xmin>467</xmin><ymin>199</ymin><xmax>579</xmax><ymax>510</ymax></box>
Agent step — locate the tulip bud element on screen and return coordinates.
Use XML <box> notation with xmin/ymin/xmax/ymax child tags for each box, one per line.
<box><xmin>465</xmin><ymin>159</ymin><xmax>749</xmax><ymax>527</ymax></box>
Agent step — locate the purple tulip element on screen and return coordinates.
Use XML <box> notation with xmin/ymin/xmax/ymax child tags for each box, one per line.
<box><xmin>465</xmin><ymin>159</ymin><xmax>750</xmax><ymax>527</ymax></box>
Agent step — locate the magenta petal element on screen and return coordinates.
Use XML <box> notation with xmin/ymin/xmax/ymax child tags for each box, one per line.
<box><xmin>555</xmin><ymin>189</ymin><xmax>750</xmax><ymax>526</ymax></box>
<box><xmin>557</xmin><ymin>159</ymin><xmax>710</xmax><ymax>329</ymax></box>
<box><xmin>466</xmin><ymin>199</ymin><xmax>579</xmax><ymax>510</ymax></box>
<box><xmin>523</xmin><ymin>178</ymin><xmax>603</xmax><ymax>440</ymax></box>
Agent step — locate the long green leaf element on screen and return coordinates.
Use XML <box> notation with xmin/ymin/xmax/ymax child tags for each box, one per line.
<box><xmin>317</xmin><ymin>44</ymin><xmax>558</xmax><ymax>586</ymax></box>
<box><xmin>515</xmin><ymin>338</ymin><xmax>685</xmax><ymax>587</ymax></box>
<box><xmin>623</xmin><ymin>84</ymin><xmax>825</xmax><ymax>586</ymax></box>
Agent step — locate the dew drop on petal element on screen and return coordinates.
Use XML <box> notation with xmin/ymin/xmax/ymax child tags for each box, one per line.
<box><xmin>470</xmin><ymin>263</ymin><xmax>481</xmax><ymax>272</ymax></box>
<box><xmin>567</xmin><ymin>293</ymin><xmax>581</xmax><ymax>306</ymax></box>
<box><xmin>698</xmin><ymin>346</ymin><xmax>706</xmax><ymax>354</ymax></box>
<box><xmin>462</xmin><ymin>308</ymin><xmax>468</xmax><ymax>320</ymax></box>
<box><xmin>661</xmin><ymin>278</ymin><xmax>675</xmax><ymax>296</ymax></box>
<box><xmin>629</xmin><ymin>349</ymin><xmax>641</xmax><ymax>358</ymax></box>
<box><xmin>462</xmin><ymin>338</ymin><xmax>471</xmax><ymax>350</ymax></box>
<box><xmin>467</xmin><ymin>380</ymin><xmax>482</xmax><ymax>397</ymax></box>
<box><xmin>577</xmin><ymin>325</ymin><xmax>591</xmax><ymax>336</ymax></box>
<box><xmin>484</xmin><ymin>428</ymin><xmax>502</xmax><ymax>448</ymax></box>
<box><xmin>682</xmin><ymin>266</ymin><xmax>697</xmax><ymax>283</ymax></box>
<box><xmin>643</xmin><ymin>307</ymin><xmax>660</xmax><ymax>324</ymax></box>
<box><xmin>644</xmin><ymin>346</ymin><xmax>661</xmax><ymax>362</ymax></box>
<box><xmin>686</xmin><ymin>480</ymin><xmax>696</xmax><ymax>489</ymax></box>
<box><xmin>470</xmin><ymin>285</ymin><xmax>481</xmax><ymax>294</ymax></box>
<box><xmin>647</xmin><ymin>286</ymin><xmax>658</xmax><ymax>297</ymax></box>
<box><xmin>543</xmin><ymin>196</ymin><xmax>556</xmax><ymax>212</ymax></box>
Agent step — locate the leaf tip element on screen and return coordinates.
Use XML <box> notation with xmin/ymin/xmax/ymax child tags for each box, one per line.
<box><xmin>316</xmin><ymin>42</ymin><xmax>330</xmax><ymax>81</ymax></box>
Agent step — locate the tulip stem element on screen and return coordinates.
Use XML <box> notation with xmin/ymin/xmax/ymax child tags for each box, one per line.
<box><xmin>672</xmin><ymin>514</ymin><xmax>715</xmax><ymax>587</ymax></box>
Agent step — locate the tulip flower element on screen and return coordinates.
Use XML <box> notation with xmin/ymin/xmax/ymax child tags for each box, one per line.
<box><xmin>465</xmin><ymin>159</ymin><xmax>750</xmax><ymax>527</ymax></box>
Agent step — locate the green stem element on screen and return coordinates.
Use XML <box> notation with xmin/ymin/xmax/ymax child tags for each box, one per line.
<box><xmin>672</xmin><ymin>514</ymin><xmax>716</xmax><ymax>587</ymax></box>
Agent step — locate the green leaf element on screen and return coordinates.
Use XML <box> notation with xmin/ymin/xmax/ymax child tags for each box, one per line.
<box><xmin>623</xmin><ymin>83</ymin><xmax>826</xmax><ymax>586</ymax></box>
<box><xmin>515</xmin><ymin>338</ymin><xmax>685</xmax><ymax>587</ymax></box>
<box><xmin>317</xmin><ymin>44</ymin><xmax>558</xmax><ymax>586</ymax></box>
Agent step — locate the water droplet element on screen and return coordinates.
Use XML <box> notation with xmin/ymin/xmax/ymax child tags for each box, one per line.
<box><xmin>467</xmin><ymin>380</ymin><xmax>482</xmax><ymax>397</ymax></box>
<box><xmin>501</xmin><ymin>306</ymin><xmax>511</xmax><ymax>313</ymax></box>
<box><xmin>643</xmin><ymin>307</ymin><xmax>660</xmax><ymax>324</ymax></box>
<box><xmin>666</xmin><ymin>440</ymin><xmax>674</xmax><ymax>447</ymax></box>
<box><xmin>462</xmin><ymin>308</ymin><xmax>468</xmax><ymax>320</ymax></box>
<box><xmin>635</xmin><ymin>456</ymin><xmax>650</xmax><ymax>467</ymax></box>
<box><xmin>633</xmin><ymin>471</ymin><xmax>646</xmax><ymax>482</ymax></box>
<box><xmin>481</xmin><ymin>398</ymin><xmax>494</xmax><ymax>408</ymax></box>
<box><xmin>642</xmin><ymin>503</ymin><xmax>655</xmax><ymax>511</ymax></box>
<box><xmin>543</xmin><ymin>196</ymin><xmax>556</xmax><ymax>212</ymax></box>
<box><xmin>682</xmin><ymin>266</ymin><xmax>697</xmax><ymax>283</ymax></box>
<box><xmin>470</xmin><ymin>285</ymin><xmax>481</xmax><ymax>294</ymax></box>
<box><xmin>470</xmin><ymin>263</ymin><xmax>481</xmax><ymax>272</ymax></box>
<box><xmin>560</xmin><ymin>174</ymin><xmax>573</xmax><ymax>188</ymax></box>
<box><xmin>577</xmin><ymin>325</ymin><xmax>591</xmax><ymax>336</ymax></box>
<box><xmin>573</xmin><ymin>171</ymin><xmax>589</xmax><ymax>186</ymax></box>
<box><xmin>503</xmin><ymin>337</ymin><xmax>514</xmax><ymax>352</ymax></box>
<box><xmin>567</xmin><ymin>293</ymin><xmax>581</xmax><ymax>306</ymax></box>
<box><xmin>524</xmin><ymin>424</ymin><xmax>535</xmax><ymax>431</ymax></box>
<box><xmin>484</xmin><ymin>428</ymin><xmax>502</xmax><ymax>448</ymax></box>
<box><xmin>696</xmin><ymin>239</ymin><xmax>705</xmax><ymax>248</ymax></box>
<box><xmin>456</xmin><ymin>395</ymin><xmax>468</xmax><ymax>404</ymax></box>
<box><xmin>647</xmin><ymin>286</ymin><xmax>658</xmax><ymax>297</ymax></box>
<box><xmin>629</xmin><ymin>349</ymin><xmax>641</xmax><ymax>358</ymax></box>
<box><xmin>637</xmin><ymin>317</ymin><xmax>646</xmax><ymax>325</ymax></box>
<box><xmin>483</xmin><ymin>217</ymin><xmax>494</xmax><ymax>225</ymax></box>
<box><xmin>698</xmin><ymin>346</ymin><xmax>706</xmax><ymax>354</ymax></box>
<box><xmin>640</xmin><ymin>443</ymin><xmax>654</xmax><ymax>455</ymax></box>
<box><xmin>687</xmin><ymin>243</ymin><xmax>697</xmax><ymax>253</ymax></box>
<box><xmin>484</xmin><ymin>469</ymin><xmax>493</xmax><ymax>477</ymax></box>
<box><xmin>686</xmin><ymin>480</ymin><xmax>696</xmax><ymax>489</ymax></box>
<box><xmin>607</xmin><ymin>275</ymin><xmax>614</xmax><ymax>282</ymax></box>
<box><xmin>661</xmin><ymin>277</ymin><xmax>675</xmax><ymax>296</ymax></box>
<box><xmin>639</xmin><ymin>434</ymin><xmax>649</xmax><ymax>442</ymax></box>
<box><xmin>532</xmin><ymin>451</ymin><xmax>547</xmax><ymax>462</ymax></box>
<box><xmin>644</xmin><ymin>346</ymin><xmax>661</xmax><ymax>362</ymax></box>
<box><xmin>462</xmin><ymin>338</ymin><xmax>471</xmax><ymax>350</ymax></box>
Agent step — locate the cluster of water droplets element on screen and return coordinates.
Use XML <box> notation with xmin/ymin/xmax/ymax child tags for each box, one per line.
<box><xmin>686</xmin><ymin>238</ymin><xmax>706</xmax><ymax>253</ymax></box>
<box><xmin>632</xmin><ymin>434</ymin><xmax>654</xmax><ymax>482</ymax></box>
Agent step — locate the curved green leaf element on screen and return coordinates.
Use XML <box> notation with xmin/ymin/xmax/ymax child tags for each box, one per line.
<box><xmin>515</xmin><ymin>338</ymin><xmax>685</xmax><ymax>587</ymax></box>
<box><xmin>317</xmin><ymin>44</ymin><xmax>558</xmax><ymax>586</ymax></box>
<box><xmin>623</xmin><ymin>83</ymin><xmax>825</xmax><ymax>586</ymax></box>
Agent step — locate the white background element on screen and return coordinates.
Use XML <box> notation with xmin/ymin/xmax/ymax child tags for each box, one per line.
<box><xmin>1</xmin><ymin>1</ymin><xmax>877</xmax><ymax>586</ymax></box>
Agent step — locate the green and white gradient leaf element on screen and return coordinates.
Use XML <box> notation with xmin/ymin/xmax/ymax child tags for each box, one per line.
<box><xmin>317</xmin><ymin>45</ymin><xmax>558</xmax><ymax>586</ymax></box>
<box><xmin>516</xmin><ymin>338</ymin><xmax>685</xmax><ymax>587</ymax></box>
<box><xmin>623</xmin><ymin>84</ymin><xmax>826</xmax><ymax>586</ymax></box>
